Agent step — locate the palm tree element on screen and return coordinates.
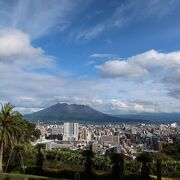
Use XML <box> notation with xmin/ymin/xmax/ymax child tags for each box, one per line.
<box><xmin>0</xmin><ymin>102</ymin><xmax>25</xmax><ymax>173</ymax></box>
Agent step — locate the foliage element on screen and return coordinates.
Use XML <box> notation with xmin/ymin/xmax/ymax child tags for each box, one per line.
<box><xmin>0</xmin><ymin>102</ymin><xmax>42</xmax><ymax>173</ymax></box>
<box><xmin>93</xmin><ymin>155</ymin><xmax>111</xmax><ymax>171</ymax></box>
<box><xmin>136</xmin><ymin>152</ymin><xmax>153</xmax><ymax>178</ymax></box>
<box><xmin>82</xmin><ymin>149</ymin><xmax>94</xmax><ymax>178</ymax></box>
<box><xmin>124</xmin><ymin>160</ymin><xmax>141</xmax><ymax>174</ymax></box>
<box><xmin>3</xmin><ymin>147</ymin><xmax>180</xmax><ymax>179</ymax></box>
<box><xmin>23</xmin><ymin>120</ymin><xmax>41</xmax><ymax>143</ymax></box>
<box><xmin>35</xmin><ymin>144</ymin><xmax>45</xmax><ymax>167</ymax></box>
<box><xmin>162</xmin><ymin>140</ymin><xmax>180</xmax><ymax>160</ymax></box>
<box><xmin>150</xmin><ymin>152</ymin><xmax>173</xmax><ymax>161</ymax></box>
<box><xmin>0</xmin><ymin>102</ymin><xmax>26</xmax><ymax>172</ymax></box>
<box><xmin>0</xmin><ymin>103</ymin><xmax>26</xmax><ymax>146</ymax></box>
<box><xmin>110</xmin><ymin>153</ymin><xmax>124</xmax><ymax>180</ymax></box>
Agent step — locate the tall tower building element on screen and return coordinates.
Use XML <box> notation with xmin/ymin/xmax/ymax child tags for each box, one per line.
<box><xmin>63</xmin><ymin>122</ymin><xmax>79</xmax><ymax>141</ymax></box>
<box><xmin>81</xmin><ymin>128</ymin><xmax>87</xmax><ymax>140</ymax></box>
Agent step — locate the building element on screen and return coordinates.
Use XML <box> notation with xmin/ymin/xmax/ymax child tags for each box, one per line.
<box><xmin>52</xmin><ymin>126</ymin><xmax>63</xmax><ymax>135</ymax></box>
<box><xmin>81</xmin><ymin>128</ymin><xmax>87</xmax><ymax>140</ymax></box>
<box><xmin>87</xmin><ymin>131</ymin><xmax>92</xmax><ymax>141</ymax></box>
<box><xmin>101</xmin><ymin>135</ymin><xmax>119</xmax><ymax>144</ymax></box>
<box><xmin>63</xmin><ymin>122</ymin><xmax>79</xmax><ymax>141</ymax></box>
<box><xmin>92</xmin><ymin>142</ymin><xmax>98</xmax><ymax>153</ymax></box>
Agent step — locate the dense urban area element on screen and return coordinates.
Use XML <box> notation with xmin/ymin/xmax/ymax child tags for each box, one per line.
<box><xmin>36</xmin><ymin>122</ymin><xmax>179</xmax><ymax>158</ymax></box>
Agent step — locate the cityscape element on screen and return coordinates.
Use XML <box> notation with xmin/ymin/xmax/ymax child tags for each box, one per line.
<box><xmin>36</xmin><ymin>122</ymin><xmax>179</xmax><ymax>158</ymax></box>
<box><xmin>0</xmin><ymin>0</ymin><xmax>180</xmax><ymax>179</ymax></box>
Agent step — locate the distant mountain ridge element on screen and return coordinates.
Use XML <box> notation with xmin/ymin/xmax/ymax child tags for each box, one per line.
<box><xmin>116</xmin><ymin>112</ymin><xmax>180</xmax><ymax>124</ymax></box>
<box><xmin>24</xmin><ymin>103</ymin><xmax>145</xmax><ymax>124</ymax></box>
<box><xmin>24</xmin><ymin>103</ymin><xmax>180</xmax><ymax>124</ymax></box>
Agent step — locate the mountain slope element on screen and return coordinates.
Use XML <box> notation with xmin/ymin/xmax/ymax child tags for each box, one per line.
<box><xmin>24</xmin><ymin>103</ymin><xmax>144</xmax><ymax>123</ymax></box>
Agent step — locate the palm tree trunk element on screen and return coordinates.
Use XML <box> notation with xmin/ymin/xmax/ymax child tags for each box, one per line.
<box><xmin>157</xmin><ymin>159</ymin><xmax>162</xmax><ymax>180</ymax></box>
<box><xmin>0</xmin><ymin>142</ymin><xmax>3</xmax><ymax>173</ymax></box>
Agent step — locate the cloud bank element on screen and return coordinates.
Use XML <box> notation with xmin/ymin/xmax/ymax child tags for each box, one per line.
<box><xmin>0</xmin><ymin>29</ymin><xmax>179</xmax><ymax>114</ymax></box>
<box><xmin>0</xmin><ymin>28</ymin><xmax>162</xmax><ymax>114</ymax></box>
<box><xmin>0</xmin><ymin>1</ymin><xmax>180</xmax><ymax>115</ymax></box>
<box><xmin>97</xmin><ymin>49</ymin><xmax>180</xmax><ymax>100</ymax></box>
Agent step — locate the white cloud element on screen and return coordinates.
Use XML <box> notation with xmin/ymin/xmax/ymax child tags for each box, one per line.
<box><xmin>0</xmin><ymin>28</ymin><xmax>54</xmax><ymax>69</ymax></box>
<box><xmin>76</xmin><ymin>23</ymin><xmax>106</xmax><ymax>40</ymax></box>
<box><xmin>97</xmin><ymin>49</ymin><xmax>180</xmax><ymax>101</ymax></box>
<box><xmin>97</xmin><ymin>49</ymin><xmax>180</xmax><ymax>78</ymax></box>
<box><xmin>109</xmin><ymin>99</ymin><xmax>129</xmax><ymax>111</ymax></box>
<box><xmin>96</xmin><ymin>60</ymin><xmax>148</xmax><ymax>78</ymax></box>
<box><xmin>0</xmin><ymin>29</ymin><xmax>180</xmax><ymax>114</ymax></box>
<box><xmin>107</xmin><ymin>99</ymin><xmax>155</xmax><ymax>113</ymax></box>
<box><xmin>133</xmin><ymin>103</ymin><xmax>154</xmax><ymax>113</ymax></box>
<box><xmin>0</xmin><ymin>28</ymin><xmax>32</xmax><ymax>57</ymax></box>
<box><xmin>90</xmin><ymin>53</ymin><xmax>117</xmax><ymax>59</ymax></box>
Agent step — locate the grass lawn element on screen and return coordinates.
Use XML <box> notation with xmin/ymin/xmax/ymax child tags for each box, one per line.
<box><xmin>1</xmin><ymin>173</ymin><xmax>179</xmax><ymax>180</ymax></box>
<box><xmin>151</xmin><ymin>175</ymin><xmax>180</xmax><ymax>180</ymax></box>
<box><xmin>0</xmin><ymin>173</ymin><xmax>68</xmax><ymax>180</ymax></box>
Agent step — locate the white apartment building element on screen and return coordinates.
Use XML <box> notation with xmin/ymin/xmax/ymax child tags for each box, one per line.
<box><xmin>63</xmin><ymin>122</ymin><xmax>79</xmax><ymax>141</ymax></box>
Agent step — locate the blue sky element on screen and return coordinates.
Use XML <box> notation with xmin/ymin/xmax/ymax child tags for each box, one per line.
<box><xmin>1</xmin><ymin>0</ymin><xmax>180</xmax><ymax>114</ymax></box>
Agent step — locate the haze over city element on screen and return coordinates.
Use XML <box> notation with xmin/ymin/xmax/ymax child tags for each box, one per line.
<box><xmin>1</xmin><ymin>0</ymin><xmax>180</xmax><ymax>115</ymax></box>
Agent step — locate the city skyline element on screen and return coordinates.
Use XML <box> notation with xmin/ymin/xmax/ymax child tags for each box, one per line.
<box><xmin>1</xmin><ymin>0</ymin><xmax>180</xmax><ymax>114</ymax></box>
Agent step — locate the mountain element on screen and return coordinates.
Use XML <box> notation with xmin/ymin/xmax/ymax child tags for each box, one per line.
<box><xmin>24</xmin><ymin>103</ymin><xmax>144</xmax><ymax>124</ymax></box>
<box><xmin>116</xmin><ymin>112</ymin><xmax>180</xmax><ymax>124</ymax></box>
<box><xmin>25</xmin><ymin>103</ymin><xmax>179</xmax><ymax>124</ymax></box>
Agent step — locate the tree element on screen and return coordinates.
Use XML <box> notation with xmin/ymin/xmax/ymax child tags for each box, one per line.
<box><xmin>82</xmin><ymin>150</ymin><xmax>94</xmax><ymax>179</ymax></box>
<box><xmin>110</xmin><ymin>153</ymin><xmax>124</xmax><ymax>180</ymax></box>
<box><xmin>0</xmin><ymin>102</ymin><xmax>26</xmax><ymax>173</ymax></box>
<box><xmin>23</xmin><ymin>120</ymin><xmax>41</xmax><ymax>143</ymax></box>
<box><xmin>157</xmin><ymin>159</ymin><xmax>162</xmax><ymax>180</ymax></box>
<box><xmin>162</xmin><ymin>140</ymin><xmax>180</xmax><ymax>160</ymax></box>
<box><xmin>35</xmin><ymin>144</ymin><xmax>45</xmax><ymax>168</ymax></box>
<box><xmin>136</xmin><ymin>152</ymin><xmax>152</xmax><ymax>180</ymax></box>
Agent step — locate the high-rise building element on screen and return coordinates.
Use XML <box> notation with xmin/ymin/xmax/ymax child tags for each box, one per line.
<box><xmin>92</xmin><ymin>142</ymin><xmax>98</xmax><ymax>153</ymax></box>
<box><xmin>81</xmin><ymin>128</ymin><xmax>87</xmax><ymax>140</ymax></box>
<box><xmin>63</xmin><ymin>122</ymin><xmax>79</xmax><ymax>141</ymax></box>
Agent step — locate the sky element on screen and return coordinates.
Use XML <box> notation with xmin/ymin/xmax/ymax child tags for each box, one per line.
<box><xmin>1</xmin><ymin>0</ymin><xmax>180</xmax><ymax>114</ymax></box>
